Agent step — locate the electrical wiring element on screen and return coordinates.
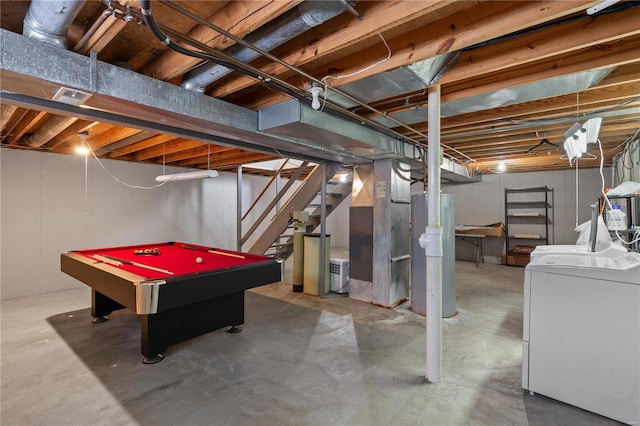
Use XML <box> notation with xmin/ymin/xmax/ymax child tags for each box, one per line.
<box><xmin>612</xmin><ymin>129</ymin><xmax>640</xmax><ymax>183</ymax></box>
<box><xmin>84</xmin><ymin>141</ymin><xmax>170</xmax><ymax>190</ymax></box>
<box><xmin>138</xmin><ymin>0</ymin><xmax>476</xmax><ymax>168</ymax></box>
<box><xmin>321</xmin><ymin>33</ymin><xmax>392</xmax><ymax>84</ymax></box>
<box><xmin>597</xmin><ymin>137</ymin><xmax>640</xmax><ymax>248</ymax></box>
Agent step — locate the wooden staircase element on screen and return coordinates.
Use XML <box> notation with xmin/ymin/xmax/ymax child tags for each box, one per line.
<box><xmin>243</xmin><ymin>163</ymin><xmax>351</xmax><ymax>259</ymax></box>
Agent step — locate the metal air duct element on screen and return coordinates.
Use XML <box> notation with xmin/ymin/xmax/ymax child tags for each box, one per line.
<box><xmin>23</xmin><ymin>0</ymin><xmax>86</xmax><ymax>49</ymax></box>
<box><xmin>181</xmin><ymin>0</ymin><xmax>349</xmax><ymax>93</ymax></box>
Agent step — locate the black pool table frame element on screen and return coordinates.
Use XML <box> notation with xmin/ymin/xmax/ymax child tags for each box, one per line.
<box><xmin>61</xmin><ymin>252</ymin><xmax>282</xmax><ymax>363</ymax></box>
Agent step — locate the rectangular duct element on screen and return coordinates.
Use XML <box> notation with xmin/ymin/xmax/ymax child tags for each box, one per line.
<box><xmin>372</xmin><ymin>68</ymin><xmax>615</xmax><ymax>127</ymax></box>
<box><xmin>259</xmin><ymin>98</ymin><xmax>406</xmax><ymax>160</ymax></box>
<box><xmin>320</xmin><ymin>52</ymin><xmax>460</xmax><ymax>108</ymax></box>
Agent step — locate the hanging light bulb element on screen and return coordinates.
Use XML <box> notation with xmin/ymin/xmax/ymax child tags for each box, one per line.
<box><xmin>310</xmin><ymin>84</ymin><xmax>322</xmax><ymax>110</ymax></box>
<box><xmin>75</xmin><ymin>146</ymin><xmax>89</xmax><ymax>156</ymax></box>
<box><xmin>75</xmin><ymin>131</ymin><xmax>89</xmax><ymax>156</ymax></box>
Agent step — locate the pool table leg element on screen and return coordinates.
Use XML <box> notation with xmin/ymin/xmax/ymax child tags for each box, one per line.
<box><xmin>139</xmin><ymin>292</ymin><xmax>245</xmax><ymax>363</ymax></box>
<box><xmin>91</xmin><ymin>290</ymin><xmax>125</xmax><ymax>322</ymax></box>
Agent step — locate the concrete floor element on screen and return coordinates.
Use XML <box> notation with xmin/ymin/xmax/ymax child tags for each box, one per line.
<box><xmin>1</xmin><ymin>261</ymin><xmax>620</xmax><ymax>425</ymax></box>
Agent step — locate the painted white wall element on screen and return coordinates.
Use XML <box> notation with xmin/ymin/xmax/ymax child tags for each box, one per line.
<box><xmin>438</xmin><ymin>167</ymin><xmax>611</xmax><ymax>263</ymax></box>
<box><xmin>0</xmin><ymin>150</ymin><xmax>351</xmax><ymax>300</ymax></box>
<box><xmin>1</xmin><ymin>149</ymin><xmax>237</xmax><ymax>300</ymax></box>
<box><xmin>3</xmin><ymin>146</ymin><xmax>611</xmax><ymax>298</ymax></box>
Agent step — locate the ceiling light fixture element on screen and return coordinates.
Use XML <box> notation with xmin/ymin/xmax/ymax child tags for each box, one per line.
<box><xmin>53</xmin><ymin>87</ymin><xmax>92</xmax><ymax>106</ymax></box>
<box><xmin>75</xmin><ymin>146</ymin><xmax>89</xmax><ymax>156</ymax></box>
<box><xmin>75</xmin><ymin>130</ymin><xmax>90</xmax><ymax>156</ymax></box>
<box><xmin>155</xmin><ymin>170</ymin><xmax>218</xmax><ymax>182</ymax></box>
<box><xmin>310</xmin><ymin>83</ymin><xmax>322</xmax><ymax>110</ymax></box>
<box><xmin>496</xmin><ymin>162</ymin><xmax>506</xmax><ymax>173</ymax></box>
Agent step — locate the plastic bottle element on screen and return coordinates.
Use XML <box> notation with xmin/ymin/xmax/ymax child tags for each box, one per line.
<box><xmin>607</xmin><ymin>204</ymin><xmax>627</xmax><ymax>231</ymax></box>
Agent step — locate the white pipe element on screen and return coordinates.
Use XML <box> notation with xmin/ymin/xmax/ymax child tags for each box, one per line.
<box><xmin>426</xmin><ymin>84</ymin><xmax>443</xmax><ymax>382</ymax></box>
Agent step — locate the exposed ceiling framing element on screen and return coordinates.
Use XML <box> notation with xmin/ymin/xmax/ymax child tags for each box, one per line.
<box><xmin>1</xmin><ymin>0</ymin><xmax>639</xmax><ymax>178</ymax></box>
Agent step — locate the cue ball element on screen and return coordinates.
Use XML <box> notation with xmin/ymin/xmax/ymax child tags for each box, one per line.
<box><xmin>196</xmin><ymin>257</ymin><xmax>203</xmax><ymax>264</ymax></box>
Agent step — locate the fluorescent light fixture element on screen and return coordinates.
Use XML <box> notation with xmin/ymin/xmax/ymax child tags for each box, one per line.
<box><xmin>245</xmin><ymin>158</ymin><xmax>308</xmax><ymax>171</ymax></box>
<box><xmin>155</xmin><ymin>170</ymin><xmax>218</xmax><ymax>182</ymax></box>
<box><xmin>563</xmin><ymin>117</ymin><xmax>602</xmax><ymax>162</ymax></box>
<box><xmin>582</xmin><ymin>117</ymin><xmax>602</xmax><ymax>144</ymax></box>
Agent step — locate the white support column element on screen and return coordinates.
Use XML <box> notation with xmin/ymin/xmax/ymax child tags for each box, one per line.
<box><xmin>426</xmin><ymin>84</ymin><xmax>443</xmax><ymax>382</ymax></box>
<box><xmin>318</xmin><ymin>162</ymin><xmax>328</xmax><ymax>297</ymax></box>
<box><xmin>236</xmin><ymin>165</ymin><xmax>242</xmax><ymax>252</ymax></box>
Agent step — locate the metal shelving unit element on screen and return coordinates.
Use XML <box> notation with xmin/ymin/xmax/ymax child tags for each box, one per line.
<box><xmin>600</xmin><ymin>194</ymin><xmax>640</xmax><ymax>252</ymax></box>
<box><xmin>504</xmin><ymin>186</ymin><xmax>553</xmax><ymax>266</ymax></box>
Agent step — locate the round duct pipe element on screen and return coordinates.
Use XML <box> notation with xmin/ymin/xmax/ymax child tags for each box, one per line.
<box><xmin>181</xmin><ymin>0</ymin><xmax>349</xmax><ymax>93</ymax></box>
<box><xmin>23</xmin><ymin>0</ymin><xmax>86</xmax><ymax>49</ymax></box>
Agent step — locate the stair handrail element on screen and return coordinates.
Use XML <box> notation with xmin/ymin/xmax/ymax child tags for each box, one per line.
<box><xmin>241</xmin><ymin>162</ymin><xmax>314</xmax><ymax>246</ymax></box>
<box><xmin>241</xmin><ymin>159</ymin><xmax>289</xmax><ymax>221</ymax></box>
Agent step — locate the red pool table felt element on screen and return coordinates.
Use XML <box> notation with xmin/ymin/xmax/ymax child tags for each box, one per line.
<box><xmin>75</xmin><ymin>242</ymin><xmax>270</xmax><ymax>280</ymax></box>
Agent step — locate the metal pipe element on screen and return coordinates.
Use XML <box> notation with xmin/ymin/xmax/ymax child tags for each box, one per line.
<box><xmin>237</xmin><ymin>164</ymin><xmax>243</xmax><ymax>252</ymax></box>
<box><xmin>180</xmin><ymin>1</ymin><xmax>348</xmax><ymax>93</ymax></box>
<box><xmin>74</xmin><ymin>7</ymin><xmax>112</xmax><ymax>53</ymax></box>
<box><xmin>426</xmin><ymin>84</ymin><xmax>443</xmax><ymax>383</ymax></box>
<box><xmin>159</xmin><ymin>1</ymin><xmax>471</xmax><ymax>166</ymax></box>
<box><xmin>23</xmin><ymin>0</ymin><xmax>86</xmax><ymax>49</ymax></box>
<box><xmin>319</xmin><ymin>162</ymin><xmax>328</xmax><ymax>297</ymax></box>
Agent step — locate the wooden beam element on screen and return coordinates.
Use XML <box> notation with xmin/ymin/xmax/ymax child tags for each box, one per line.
<box><xmin>441</xmin><ymin>35</ymin><xmax>640</xmax><ymax>103</ymax></box>
<box><xmin>6</xmin><ymin>110</ymin><xmax>48</xmax><ymax>144</ymax></box>
<box><xmin>440</xmin><ymin>6</ymin><xmax>640</xmax><ymax>84</ymax></box>
<box><xmin>171</xmin><ymin>149</ymin><xmax>262</xmax><ymax>167</ymax></box>
<box><xmin>242</xmin><ymin>0</ymin><xmax>596</xmax><ymax>109</ymax></box>
<box><xmin>44</xmin><ymin>120</ymin><xmax>98</xmax><ymax>149</ymax></box>
<box><xmin>155</xmin><ymin>145</ymin><xmax>236</xmax><ymax>164</ymax></box>
<box><xmin>87</xmin><ymin>126</ymin><xmax>143</xmax><ymax>150</ymax></box>
<box><xmin>209</xmin><ymin>0</ymin><xmax>462</xmax><ymax>98</ymax></box>
<box><xmin>0</xmin><ymin>107</ymin><xmax>27</xmax><ymax>143</ymax></box>
<box><xmin>133</xmin><ymin>139</ymin><xmax>204</xmax><ymax>161</ymax></box>
<box><xmin>107</xmin><ymin>134</ymin><xmax>179</xmax><ymax>158</ymax></box>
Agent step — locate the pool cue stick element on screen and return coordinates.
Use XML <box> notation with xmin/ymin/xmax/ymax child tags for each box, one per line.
<box><xmin>181</xmin><ymin>244</ymin><xmax>245</xmax><ymax>259</ymax></box>
<box><xmin>92</xmin><ymin>254</ymin><xmax>122</xmax><ymax>266</ymax></box>
<box><xmin>207</xmin><ymin>250</ymin><xmax>245</xmax><ymax>259</ymax></box>
<box><xmin>102</xmin><ymin>255</ymin><xmax>174</xmax><ymax>275</ymax></box>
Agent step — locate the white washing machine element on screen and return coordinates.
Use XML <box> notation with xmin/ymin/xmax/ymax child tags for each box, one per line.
<box><xmin>522</xmin><ymin>252</ymin><xmax>640</xmax><ymax>425</ymax></box>
<box><xmin>530</xmin><ymin>241</ymin><xmax>627</xmax><ymax>261</ymax></box>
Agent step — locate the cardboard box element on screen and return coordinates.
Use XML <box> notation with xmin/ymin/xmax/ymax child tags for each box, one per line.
<box><xmin>501</xmin><ymin>252</ymin><xmax>531</xmax><ymax>266</ymax></box>
<box><xmin>456</xmin><ymin>222</ymin><xmax>505</xmax><ymax>237</ymax></box>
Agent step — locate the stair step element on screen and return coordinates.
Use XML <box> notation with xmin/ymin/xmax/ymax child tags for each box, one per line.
<box><xmin>269</xmin><ymin>242</ymin><xmax>293</xmax><ymax>248</ymax></box>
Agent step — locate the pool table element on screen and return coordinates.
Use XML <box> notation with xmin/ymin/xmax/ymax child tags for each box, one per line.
<box><xmin>61</xmin><ymin>242</ymin><xmax>282</xmax><ymax>363</ymax></box>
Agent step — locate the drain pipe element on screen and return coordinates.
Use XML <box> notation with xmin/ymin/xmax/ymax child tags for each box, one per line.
<box><xmin>181</xmin><ymin>0</ymin><xmax>349</xmax><ymax>93</ymax></box>
<box><xmin>23</xmin><ymin>0</ymin><xmax>86</xmax><ymax>49</ymax></box>
<box><xmin>419</xmin><ymin>85</ymin><xmax>443</xmax><ymax>383</ymax></box>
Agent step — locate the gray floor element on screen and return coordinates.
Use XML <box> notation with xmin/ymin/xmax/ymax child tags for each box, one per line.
<box><xmin>1</xmin><ymin>261</ymin><xmax>620</xmax><ymax>425</ymax></box>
